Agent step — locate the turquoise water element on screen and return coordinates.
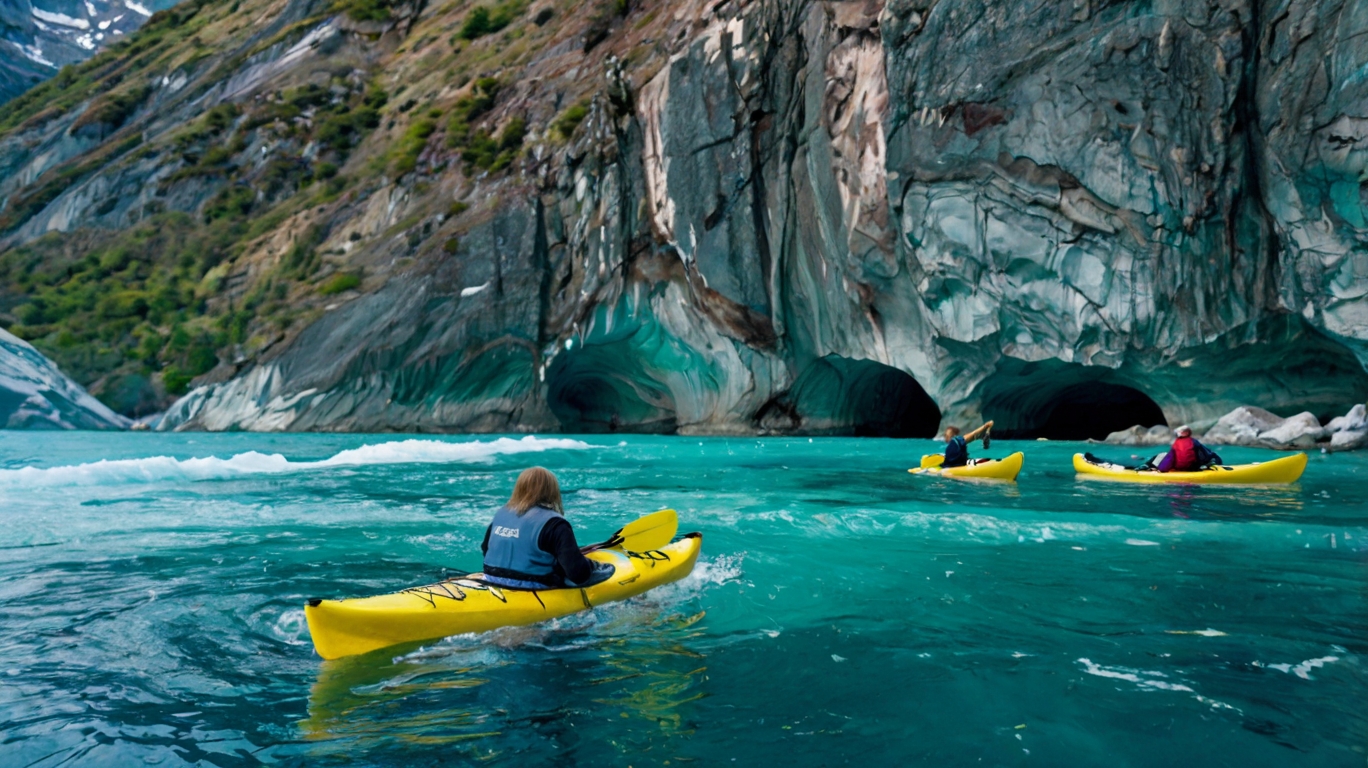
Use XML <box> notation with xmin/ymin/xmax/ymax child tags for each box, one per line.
<box><xmin>0</xmin><ymin>433</ymin><xmax>1365</xmax><ymax>766</ymax></box>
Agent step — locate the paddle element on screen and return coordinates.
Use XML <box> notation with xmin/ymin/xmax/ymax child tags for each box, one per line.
<box><xmin>920</xmin><ymin>454</ymin><xmax>945</xmax><ymax>469</ymax></box>
<box><xmin>580</xmin><ymin>509</ymin><xmax>678</xmax><ymax>554</ymax></box>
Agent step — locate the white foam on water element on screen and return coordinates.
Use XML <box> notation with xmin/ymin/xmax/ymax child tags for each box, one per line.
<box><xmin>0</xmin><ymin>436</ymin><xmax>593</xmax><ymax>488</ymax></box>
<box><xmin>1254</xmin><ymin>655</ymin><xmax>1339</xmax><ymax>680</ymax></box>
<box><xmin>1077</xmin><ymin>658</ymin><xmax>1193</xmax><ymax>692</ymax></box>
<box><xmin>270</xmin><ymin>609</ymin><xmax>309</xmax><ymax>646</ymax></box>
<box><xmin>1078</xmin><ymin>658</ymin><xmax>1249</xmax><ymax>714</ymax></box>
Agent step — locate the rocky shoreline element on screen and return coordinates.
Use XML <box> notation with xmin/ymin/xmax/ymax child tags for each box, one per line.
<box><xmin>1101</xmin><ymin>404</ymin><xmax>1368</xmax><ymax>452</ymax></box>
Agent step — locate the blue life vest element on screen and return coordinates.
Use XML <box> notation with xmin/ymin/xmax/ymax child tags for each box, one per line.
<box><xmin>483</xmin><ymin>505</ymin><xmax>560</xmax><ymax>579</ymax></box>
<box><xmin>943</xmin><ymin>435</ymin><xmax>968</xmax><ymax>467</ymax></box>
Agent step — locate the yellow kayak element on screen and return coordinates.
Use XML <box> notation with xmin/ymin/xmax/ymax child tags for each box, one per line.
<box><xmin>1072</xmin><ymin>452</ymin><xmax>1307</xmax><ymax>484</ymax></box>
<box><xmin>305</xmin><ymin>533</ymin><xmax>702</xmax><ymax>659</ymax></box>
<box><xmin>909</xmin><ymin>451</ymin><xmax>1024</xmax><ymax>481</ymax></box>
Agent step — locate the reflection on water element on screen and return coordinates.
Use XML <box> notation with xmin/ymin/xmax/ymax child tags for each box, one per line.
<box><xmin>300</xmin><ymin>599</ymin><xmax>713</xmax><ymax>762</ymax></box>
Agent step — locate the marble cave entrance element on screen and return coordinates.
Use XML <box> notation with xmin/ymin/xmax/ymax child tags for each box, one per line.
<box><xmin>757</xmin><ymin>356</ymin><xmax>941</xmax><ymax>437</ymax></box>
<box><xmin>546</xmin><ymin>343</ymin><xmax>677</xmax><ymax>433</ymax></box>
<box><xmin>977</xmin><ymin>362</ymin><xmax>1165</xmax><ymax>440</ymax></box>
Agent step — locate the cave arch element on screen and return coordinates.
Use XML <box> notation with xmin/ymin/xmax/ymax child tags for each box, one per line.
<box><xmin>976</xmin><ymin>360</ymin><xmax>1165</xmax><ymax>440</ymax></box>
<box><xmin>546</xmin><ymin>343</ymin><xmax>677</xmax><ymax>433</ymax></box>
<box><xmin>757</xmin><ymin>356</ymin><xmax>941</xmax><ymax>437</ymax></box>
<box><xmin>1032</xmin><ymin>381</ymin><xmax>1166</xmax><ymax>440</ymax></box>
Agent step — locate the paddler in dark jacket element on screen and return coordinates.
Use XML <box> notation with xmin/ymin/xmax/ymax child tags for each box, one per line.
<box><xmin>1155</xmin><ymin>426</ymin><xmax>1222</xmax><ymax>472</ymax></box>
<box><xmin>481</xmin><ymin>467</ymin><xmax>608</xmax><ymax>589</ymax></box>
<box><xmin>941</xmin><ymin>421</ymin><xmax>994</xmax><ymax>468</ymax></box>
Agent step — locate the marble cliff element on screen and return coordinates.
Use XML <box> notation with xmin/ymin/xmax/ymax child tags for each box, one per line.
<box><xmin>0</xmin><ymin>0</ymin><xmax>1366</xmax><ymax>437</ymax></box>
<box><xmin>1</xmin><ymin>327</ymin><xmax>129</xmax><ymax>428</ymax></box>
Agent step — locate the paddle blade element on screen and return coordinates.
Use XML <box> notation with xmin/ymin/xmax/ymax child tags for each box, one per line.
<box><xmin>582</xmin><ymin>509</ymin><xmax>679</xmax><ymax>553</ymax></box>
<box><xmin>614</xmin><ymin>509</ymin><xmax>678</xmax><ymax>552</ymax></box>
<box><xmin>920</xmin><ymin>454</ymin><xmax>945</xmax><ymax>469</ymax></box>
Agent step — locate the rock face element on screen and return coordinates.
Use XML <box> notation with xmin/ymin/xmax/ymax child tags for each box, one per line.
<box><xmin>0</xmin><ymin>328</ymin><xmax>129</xmax><ymax>428</ymax></box>
<box><xmin>0</xmin><ymin>0</ymin><xmax>178</xmax><ymax>103</ymax></box>
<box><xmin>1203</xmin><ymin>402</ymin><xmax>1368</xmax><ymax>449</ymax></box>
<box><xmin>1105</xmin><ymin>403</ymin><xmax>1368</xmax><ymax>451</ymax></box>
<box><xmin>1</xmin><ymin>0</ymin><xmax>1366</xmax><ymax>437</ymax></box>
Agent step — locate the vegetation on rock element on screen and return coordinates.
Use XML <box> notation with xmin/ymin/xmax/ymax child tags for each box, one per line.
<box><xmin>0</xmin><ymin>0</ymin><xmax>645</xmax><ymax>417</ymax></box>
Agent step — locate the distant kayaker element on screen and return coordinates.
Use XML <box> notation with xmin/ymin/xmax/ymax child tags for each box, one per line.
<box><xmin>1155</xmin><ymin>426</ymin><xmax>1222</xmax><ymax>472</ymax></box>
<box><xmin>480</xmin><ymin>467</ymin><xmax>608</xmax><ymax>589</ymax></box>
<box><xmin>941</xmin><ymin>421</ymin><xmax>994</xmax><ymax>468</ymax></box>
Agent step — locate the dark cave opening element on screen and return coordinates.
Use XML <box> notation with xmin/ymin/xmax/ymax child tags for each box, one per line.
<box><xmin>545</xmin><ymin>344</ymin><xmax>676</xmax><ymax>433</ymax></box>
<box><xmin>1032</xmin><ymin>381</ymin><xmax>1167</xmax><ymax>440</ymax></box>
<box><xmin>973</xmin><ymin>359</ymin><xmax>1167</xmax><ymax>440</ymax></box>
<box><xmin>757</xmin><ymin>356</ymin><xmax>941</xmax><ymax>438</ymax></box>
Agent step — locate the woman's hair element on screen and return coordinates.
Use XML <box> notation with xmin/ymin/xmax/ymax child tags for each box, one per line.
<box><xmin>944</xmin><ymin>426</ymin><xmax>961</xmax><ymax>437</ymax></box>
<box><xmin>507</xmin><ymin>466</ymin><xmax>563</xmax><ymax>514</ymax></box>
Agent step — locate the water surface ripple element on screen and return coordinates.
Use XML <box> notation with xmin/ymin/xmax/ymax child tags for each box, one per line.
<box><xmin>0</xmin><ymin>433</ymin><xmax>1364</xmax><ymax>765</ymax></box>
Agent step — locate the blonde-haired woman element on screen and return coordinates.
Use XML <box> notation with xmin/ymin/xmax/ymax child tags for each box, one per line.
<box><xmin>481</xmin><ymin>467</ymin><xmax>607</xmax><ymax>589</ymax></box>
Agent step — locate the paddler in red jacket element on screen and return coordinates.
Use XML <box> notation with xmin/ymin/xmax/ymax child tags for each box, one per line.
<box><xmin>1156</xmin><ymin>426</ymin><xmax>1222</xmax><ymax>472</ymax></box>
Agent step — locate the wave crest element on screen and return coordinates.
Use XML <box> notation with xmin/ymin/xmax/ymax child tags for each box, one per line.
<box><xmin>0</xmin><ymin>436</ymin><xmax>592</xmax><ymax>488</ymax></box>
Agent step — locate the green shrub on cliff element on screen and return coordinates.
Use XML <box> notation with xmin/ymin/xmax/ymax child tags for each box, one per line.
<box><xmin>319</xmin><ymin>272</ymin><xmax>362</xmax><ymax>295</ymax></box>
<box><xmin>0</xmin><ymin>214</ymin><xmax>229</xmax><ymax>394</ymax></box>
<box><xmin>457</xmin><ymin>0</ymin><xmax>526</xmax><ymax>40</ymax></box>
<box><xmin>551</xmin><ymin>101</ymin><xmax>589</xmax><ymax>140</ymax></box>
<box><xmin>391</xmin><ymin>118</ymin><xmax>438</xmax><ymax>175</ymax></box>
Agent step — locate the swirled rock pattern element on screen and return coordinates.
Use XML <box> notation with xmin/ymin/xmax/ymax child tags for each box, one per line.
<box><xmin>0</xmin><ymin>0</ymin><xmax>1365</xmax><ymax>437</ymax></box>
<box><xmin>1</xmin><ymin>328</ymin><xmax>130</xmax><ymax>428</ymax></box>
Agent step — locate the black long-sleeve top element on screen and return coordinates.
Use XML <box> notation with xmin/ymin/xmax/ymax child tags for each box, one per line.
<box><xmin>481</xmin><ymin>516</ymin><xmax>593</xmax><ymax>586</ymax></box>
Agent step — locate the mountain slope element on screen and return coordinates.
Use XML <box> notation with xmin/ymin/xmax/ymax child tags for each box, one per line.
<box><xmin>1</xmin><ymin>0</ymin><xmax>179</xmax><ymax>103</ymax></box>
<box><xmin>0</xmin><ymin>0</ymin><xmax>1366</xmax><ymax>436</ymax></box>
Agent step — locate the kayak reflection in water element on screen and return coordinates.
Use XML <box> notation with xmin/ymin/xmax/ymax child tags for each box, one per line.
<box><xmin>940</xmin><ymin>420</ymin><xmax>994</xmax><ymax>467</ymax></box>
<box><xmin>481</xmin><ymin>467</ymin><xmax>613</xmax><ymax>589</ymax></box>
<box><xmin>1154</xmin><ymin>425</ymin><xmax>1223</xmax><ymax>472</ymax></box>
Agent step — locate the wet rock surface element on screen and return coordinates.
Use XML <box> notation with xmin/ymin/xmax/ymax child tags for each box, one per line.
<box><xmin>0</xmin><ymin>0</ymin><xmax>1366</xmax><ymax>437</ymax></box>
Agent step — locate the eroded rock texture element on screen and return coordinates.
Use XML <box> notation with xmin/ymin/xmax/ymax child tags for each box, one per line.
<box><xmin>2</xmin><ymin>0</ymin><xmax>1364</xmax><ymax>437</ymax></box>
<box><xmin>1</xmin><ymin>328</ymin><xmax>129</xmax><ymax>428</ymax></box>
